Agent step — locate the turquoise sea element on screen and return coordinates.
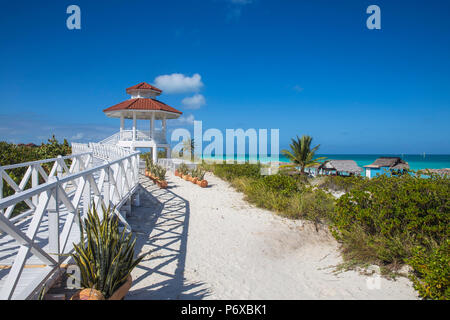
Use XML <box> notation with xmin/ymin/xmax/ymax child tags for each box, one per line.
<box><xmin>202</xmin><ymin>154</ymin><xmax>450</xmax><ymax>172</ymax></box>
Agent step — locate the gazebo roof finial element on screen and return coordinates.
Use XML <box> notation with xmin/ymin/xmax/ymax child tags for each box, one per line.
<box><xmin>126</xmin><ymin>82</ymin><xmax>162</xmax><ymax>98</ymax></box>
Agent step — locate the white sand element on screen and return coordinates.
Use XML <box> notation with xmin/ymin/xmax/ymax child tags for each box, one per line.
<box><xmin>128</xmin><ymin>172</ymin><xmax>418</xmax><ymax>300</ymax></box>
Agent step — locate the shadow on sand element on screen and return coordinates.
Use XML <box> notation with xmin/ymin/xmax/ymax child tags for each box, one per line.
<box><xmin>126</xmin><ymin>173</ymin><xmax>210</xmax><ymax>300</ymax></box>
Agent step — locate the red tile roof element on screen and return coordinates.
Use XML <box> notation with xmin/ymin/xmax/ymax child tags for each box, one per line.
<box><xmin>126</xmin><ymin>82</ymin><xmax>162</xmax><ymax>93</ymax></box>
<box><xmin>103</xmin><ymin>98</ymin><xmax>182</xmax><ymax>114</ymax></box>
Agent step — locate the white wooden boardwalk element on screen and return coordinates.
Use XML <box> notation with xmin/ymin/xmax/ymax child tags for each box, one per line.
<box><xmin>0</xmin><ymin>144</ymin><xmax>141</xmax><ymax>299</ymax></box>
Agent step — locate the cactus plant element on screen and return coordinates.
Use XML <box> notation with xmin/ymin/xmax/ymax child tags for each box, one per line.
<box><xmin>71</xmin><ymin>205</ymin><xmax>144</xmax><ymax>299</ymax></box>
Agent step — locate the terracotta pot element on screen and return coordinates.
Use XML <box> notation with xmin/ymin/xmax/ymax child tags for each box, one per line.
<box><xmin>70</xmin><ymin>288</ymin><xmax>105</xmax><ymax>300</ymax></box>
<box><xmin>158</xmin><ymin>180</ymin><xmax>168</xmax><ymax>189</ymax></box>
<box><xmin>70</xmin><ymin>276</ymin><xmax>132</xmax><ymax>301</ymax></box>
<box><xmin>175</xmin><ymin>170</ymin><xmax>180</xmax><ymax>177</ymax></box>
<box><xmin>108</xmin><ymin>275</ymin><xmax>133</xmax><ymax>300</ymax></box>
<box><xmin>192</xmin><ymin>177</ymin><xmax>198</xmax><ymax>184</ymax></box>
<box><xmin>200</xmin><ymin>180</ymin><xmax>208</xmax><ymax>188</ymax></box>
<box><xmin>145</xmin><ymin>170</ymin><xmax>149</xmax><ymax>177</ymax></box>
<box><xmin>183</xmin><ymin>175</ymin><xmax>190</xmax><ymax>181</ymax></box>
<box><xmin>196</xmin><ymin>180</ymin><xmax>202</xmax><ymax>186</ymax></box>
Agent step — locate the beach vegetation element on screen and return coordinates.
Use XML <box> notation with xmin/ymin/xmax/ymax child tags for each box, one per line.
<box><xmin>331</xmin><ymin>174</ymin><xmax>449</xmax><ymax>298</ymax></box>
<box><xmin>206</xmin><ymin>158</ymin><xmax>449</xmax><ymax>300</ymax></box>
<box><xmin>0</xmin><ymin>136</ymin><xmax>71</xmax><ymax>216</ymax></box>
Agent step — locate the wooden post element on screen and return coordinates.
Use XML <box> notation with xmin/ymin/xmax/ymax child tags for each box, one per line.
<box><xmin>32</xmin><ymin>165</ymin><xmax>38</xmax><ymax>206</ymax></box>
<box><xmin>57</xmin><ymin>156</ymin><xmax>63</xmax><ymax>178</ymax></box>
<box><xmin>103</xmin><ymin>168</ymin><xmax>110</xmax><ymax>209</ymax></box>
<box><xmin>82</xmin><ymin>175</ymin><xmax>90</xmax><ymax>219</ymax></box>
<box><xmin>47</xmin><ymin>178</ymin><xmax>60</xmax><ymax>265</ymax></box>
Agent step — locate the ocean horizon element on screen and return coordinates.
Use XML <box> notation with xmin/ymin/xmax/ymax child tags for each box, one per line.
<box><xmin>201</xmin><ymin>154</ymin><xmax>450</xmax><ymax>171</ymax></box>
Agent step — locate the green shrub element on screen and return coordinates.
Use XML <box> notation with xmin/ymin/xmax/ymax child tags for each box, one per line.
<box><xmin>297</xmin><ymin>188</ymin><xmax>335</xmax><ymax>228</ymax></box>
<box><xmin>213</xmin><ymin>163</ymin><xmax>261</xmax><ymax>181</ymax></box>
<box><xmin>316</xmin><ymin>175</ymin><xmax>368</xmax><ymax>192</ymax></box>
<box><xmin>257</xmin><ymin>174</ymin><xmax>300</xmax><ymax>196</ymax></box>
<box><xmin>0</xmin><ymin>136</ymin><xmax>71</xmax><ymax>216</ymax></box>
<box><xmin>407</xmin><ymin>241</ymin><xmax>450</xmax><ymax>300</ymax></box>
<box><xmin>331</xmin><ymin>174</ymin><xmax>449</xmax><ymax>293</ymax></box>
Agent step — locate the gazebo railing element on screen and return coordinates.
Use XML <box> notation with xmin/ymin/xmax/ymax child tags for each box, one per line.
<box><xmin>0</xmin><ymin>145</ymin><xmax>140</xmax><ymax>299</ymax></box>
<box><xmin>99</xmin><ymin>129</ymin><xmax>167</xmax><ymax>145</ymax></box>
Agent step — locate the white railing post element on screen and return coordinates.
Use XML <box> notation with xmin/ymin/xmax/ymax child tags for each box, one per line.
<box><xmin>47</xmin><ymin>178</ymin><xmax>60</xmax><ymax>264</ymax></box>
<box><xmin>57</xmin><ymin>156</ymin><xmax>63</xmax><ymax>178</ymax></box>
<box><xmin>103</xmin><ymin>168</ymin><xmax>110</xmax><ymax>209</ymax></box>
<box><xmin>31</xmin><ymin>165</ymin><xmax>38</xmax><ymax>206</ymax></box>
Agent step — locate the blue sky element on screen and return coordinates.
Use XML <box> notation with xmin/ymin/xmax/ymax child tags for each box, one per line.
<box><xmin>0</xmin><ymin>0</ymin><xmax>449</xmax><ymax>154</ymax></box>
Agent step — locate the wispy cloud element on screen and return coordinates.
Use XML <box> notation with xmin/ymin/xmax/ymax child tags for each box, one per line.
<box><xmin>225</xmin><ymin>0</ymin><xmax>255</xmax><ymax>21</ymax></box>
<box><xmin>293</xmin><ymin>85</ymin><xmax>304</xmax><ymax>93</ymax></box>
<box><xmin>182</xmin><ymin>94</ymin><xmax>206</xmax><ymax>109</ymax></box>
<box><xmin>153</xmin><ymin>73</ymin><xmax>204</xmax><ymax>94</ymax></box>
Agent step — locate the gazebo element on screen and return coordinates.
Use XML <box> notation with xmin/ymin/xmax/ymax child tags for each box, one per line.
<box><xmin>102</xmin><ymin>82</ymin><xmax>182</xmax><ymax>163</ymax></box>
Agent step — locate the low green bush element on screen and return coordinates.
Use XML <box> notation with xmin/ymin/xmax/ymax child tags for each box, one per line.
<box><xmin>330</xmin><ymin>174</ymin><xmax>449</xmax><ymax>296</ymax></box>
<box><xmin>316</xmin><ymin>175</ymin><xmax>368</xmax><ymax>192</ymax></box>
<box><xmin>297</xmin><ymin>188</ymin><xmax>335</xmax><ymax>228</ymax></box>
<box><xmin>407</xmin><ymin>241</ymin><xmax>450</xmax><ymax>300</ymax></box>
<box><xmin>256</xmin><ymin>174</ymin><xmax>300</xmax><ymax>196</ymax></box>
<box><xmin>213</xmin><ymin>163</ymin><xmax>262</xmax><ymax>181</ymax></box>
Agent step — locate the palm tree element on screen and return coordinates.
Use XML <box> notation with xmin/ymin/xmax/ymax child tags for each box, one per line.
<box><xmin>182</xmin><ymin>138</ymin><xmax>195</xmax><ymax>162</ymax></box>
<box><xmin>280</xmin><ymin>135</ymin><xmax>326</xmax><ymax>174</ymax></box>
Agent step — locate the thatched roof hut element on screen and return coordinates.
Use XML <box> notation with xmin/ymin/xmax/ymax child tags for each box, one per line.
<box><xmin>364</xmin><ymin>157</ymin><xmax>409</xmax><ymax>170</ymax></box>
<box><xmin>318</xmin><ymin>160</ymin><xmax>363</xmax><ymax>175</ymax></box>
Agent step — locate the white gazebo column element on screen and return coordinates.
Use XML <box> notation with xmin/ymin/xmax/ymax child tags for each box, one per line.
<box><xmin>120</xmin><ymin>115</ymin><xmax>124</xmax><ymax>140</ymax></box>
<box><xmin>150</xmin><ymin>112</ymin><xmax>155</xmax><ymax>139</ymax></box>
<box><xmin>162</xmin><ymin>117</ymin><xmax>166</xmax><ymax>139</ymax></box>
<box><xmin>152</xmin><ymin>146</ymin><xmax>158</xmax><ymax>163</ymax></box>
<box><xmin>132</xmin><ymin>112</ymin><xmax>136</xmax><ymax>141</ymax></box>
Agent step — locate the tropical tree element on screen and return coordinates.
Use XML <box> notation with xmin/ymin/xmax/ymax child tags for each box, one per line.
<box><xmin>280</xmin><ymin>135</ymin><xmax>326</xmax><ymax>174</ymax></box>
<box><xmin>183</xmin><ymin>138</ymin><xmax>195</xmax><ymax>162</ymax></box>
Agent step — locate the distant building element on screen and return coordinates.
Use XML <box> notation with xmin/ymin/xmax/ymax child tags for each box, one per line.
<box><xmin>317</xmin><ymin>160</ymin><xmax>363</xmax><ymax>176</ymax></box>
<box><xmin>364</xmin><ymin>157</ymin><xmax>409</xmax><ymax>178</ymax></box>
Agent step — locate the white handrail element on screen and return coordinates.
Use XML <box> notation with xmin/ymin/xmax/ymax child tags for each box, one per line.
<box><xmin>0</xmin><ymin>144</ymin><xmax>141</xmax><ymax>300</ymax></box>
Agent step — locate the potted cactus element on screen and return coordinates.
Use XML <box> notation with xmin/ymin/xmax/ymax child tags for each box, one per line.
<box><xmin>195</xmin><ymin>169</ymin><xmax>208</xmax><ymax>188</ymax></box>
<box><xmin>155</xmin><ymin>165</ymin><xmax>168</xmax><ymax>189</ymax></box>
<box><xmin>191</xmin><ymin>168</ymin><xmax>199</xmax><ymax>184</ymax></box>
<box><xmin>178</xmin><ymin>163</ymin><xmax>190</xmax><ymax>180</ymax></box>
<box><xmin>70</xmin><ymin>205</ymin><xmax>144</xmax><ymax>300</ymax></box>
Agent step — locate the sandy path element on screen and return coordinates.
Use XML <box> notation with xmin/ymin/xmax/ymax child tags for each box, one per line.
<box><xmin>128</xmin><ymin>171</ymin><xmax>418</xmax><ymax>300</ymax></box>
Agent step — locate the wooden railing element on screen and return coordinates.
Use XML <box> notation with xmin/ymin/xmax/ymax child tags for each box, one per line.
<box><xmin>0</xmin><ymin>144</ymin><xmax>140</xmax><ymax>299</ymax></box>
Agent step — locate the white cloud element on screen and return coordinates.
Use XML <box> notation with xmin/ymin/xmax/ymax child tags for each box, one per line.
<box><xmin>182</xmin><ymin>94</ymin><xmax>206</xmax><ymax>109</ymax></box>
<box><xmin>293</xmin><ymin>85</ymin><xmax>304</xmax><ymax>92</ymax></box>
<box><xmin>170</xmin><ymin>114</ymin><xmax>195</xmax><ymax>127</ymax></box>
<box><xmin>154</xmin><ymin>73</ymin><xmax>204</xmax><ymax>94</ymax></box>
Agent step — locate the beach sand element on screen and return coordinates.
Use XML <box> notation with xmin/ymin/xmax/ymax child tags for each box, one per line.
<box><xmin>128</xmin><ymin>171</ymin><xmax>418</xmax><ymax>300</ymax></box>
